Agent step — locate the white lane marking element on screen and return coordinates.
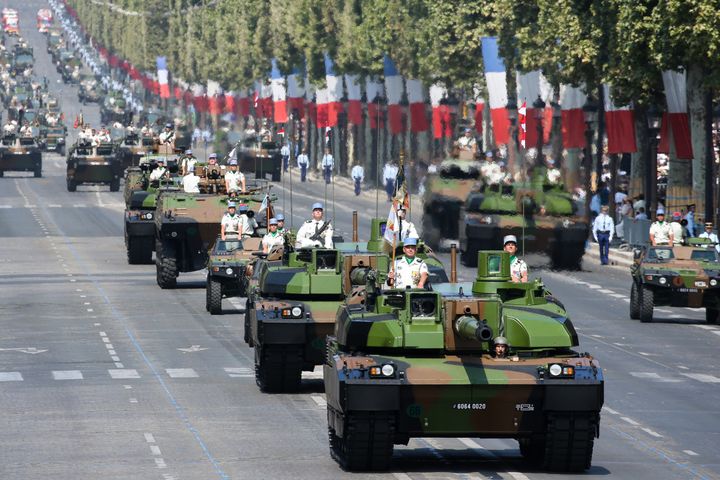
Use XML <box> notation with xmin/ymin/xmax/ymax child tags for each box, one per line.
<box><xmin>108</xmin><ymin>350</ymin><xmax>117</xmax><ymax>355</ymax></box>
<box><xmin>620</xmin><ymin>298</ymin><xmax>631</xmax><ymax>302</ymax></box>
<box><xmin>0</xmin><ymin>372</ymin><xmax>24</xmax><ymax>381</ymax></box>
<box><xmin>224</xmin><ymin>367</ymin><xmax>253</xmax><ymax>378</ymax></box>
<box><xmin>457</xmin><ymin>438</ymin><xmax>529</xmax><ymax>479</ymax></box>
<box><xmin>392</xmin><ymin>474</ymin><xmax>413</xmax><ymax>480</ymax></box>
<box><xmin>111</xmin><ymin>356</ymin><xmax>120</xmax><ymax>362</ymax></box>
<box><xmin>150</xmin><ymin>445</ymin><xmax>162</xmax><ymax>456</ymax></box>
<box><xmin>713</xmin><ymin>331</ymin><xmax>720</xmax><ymax>337</ymax></box>
<box><xmin>115</xmin><ymin>362</ymin><xmax>125</xmax><ymax>368</ymax></box>
<box><xmin>621</xmin><ymin>416</ymin><xmax>640</xmax><ymax>426</ymax></box>
<box><xmin>608</xmin><ymin>293</ymin><xmax>626</xmax><ymax>298</ymax></box>
<box><xmin>642</xmin><ymin>427</ymin><xmax>663</xmax><ymax>438</ymax></box>
<box><xmin>598</xmin><ymin>289</ymin><xmax>615</xmax><ymax>294</ymax></box>
<box><xmin>684</xmin><ymin>450</ymin><xmax>699</xmax><ymax>456</ymax></box>
<box><xmin>0</xmin><ymin>205</ymin><xmax>12</xmax><ymax>209</ymax></box>
<box><xmin>656</xmin><ymin>308</ymin><xmax>672</xmax><ymax>313</ymax></box>
<box><xmin>99</xmin><ymin>332</ymin><xmax>106</xmax><ymax>337</ymax></box>
<box><xmin>95</xmin><ymin>191</ymin><xmax>105</xmax><ymax>207</ymax></box>
<box><xmin>23</xmin><ymin>204</ymin><xmax>36</xmax><ymax>208</ymax></box>
<box><xmin>108</xmin><ymin>369</ymin><xmax>140</xmax><ymax>379</ymax></box>
<box><xmin>586</xmin><ymin>284</ymin><xmax>602</xmax><ymax>289</ymax></box>
<box><xmin>602</xmin><ymin>406</ymin><xmax>619</xmax><ymax>415</ymax></box>
<box><xmin>144</xmin><ymin>433</ymin><xmax>156</xmax><ymax>443</ymax></box>
<box><xmin>303</xmin><ymin>366</ymin><xmax>324</xmax><ymax>379</ymax></box>
<box><xmin>102</xmin><ymin>337</ymin><xmax>110</xmax><ymax>343</ymax></box>
<box><xmin>73</xmin><ymin>204</ymin><xmax>87</xmax><ymax>207</ymax></box>
<box><xmin>87</xmin><ymin>308</ymin><xmax>94</xmax><ymax>312</ymax></box>
<box><xmin>677</xmin><ymin>365</ymin><xmax>689</xmax><ymax>370</ymax></box>
<box><xmin>105</xmin><ymin>344</ymin><xmax>114</xmax><ymax>350</ymax></box>
<box><xmin>507</xmin><ymin>472</ymin><xmax>531</xmax><ymax>480</ymax></box>
<box><xmin>52</xmin><ymin>370</ymin><xmax>84</xmax><ymax>380</ymax></box>
<box><xmin>638</xmin><ymin>352</ymin><xmax>653</xmax><ymax>356</ymax></box>
<box><xmin>311</xmin><ymin>394</ymin><xmax>327</xmax><ymax>407</ymax></box>
<box><xmin>691</xmin><ymin>325</ymin><xmax>717</xmax><ymax>330</ymax></box>
<box><xmin>166</xmin><ymin>368</ymin><xmax>198</xmax><ymax>378</ymax></box>
<box><xmin>154</xmin><ymin>458</ymin><xmax>167</xmax><ymax>469</ymax></box>
<box><xmin>629</xmin><ymin>372</ymin><xmax>682</xmax><ymax>382</ymax></box>
<box><xmin>682</xmin><ymin>373</ymin><xmax>720</xmax><ymax>383</ymax></box>
<box><xmin>48</xmin><ymin>204</ymin><xmax>62</xmax><ymax>208</ymax></box>
<box><xmin>129</xmin><ymin>398</ymin><xmax>138</xmax><ymax>404</ymax></box>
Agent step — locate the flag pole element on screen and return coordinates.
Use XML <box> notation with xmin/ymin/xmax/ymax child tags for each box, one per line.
<box><xmin>375</xmin><ymin>94</ymin><xmax>380</xmax><ymax>220</ymax></box>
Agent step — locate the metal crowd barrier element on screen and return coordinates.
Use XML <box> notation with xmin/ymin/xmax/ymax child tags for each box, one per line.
<box><xmin>623</xmin><ymin>218</ymin><xmax>652</xmax><ymax>247</ymax></box>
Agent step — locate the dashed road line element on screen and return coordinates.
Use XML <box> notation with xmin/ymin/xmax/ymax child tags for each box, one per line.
<box><xmin>683</xmin><ymin>450</ymin><xmax>699</xmax><ymax>456</ymax></box>
<box><xmin>641</xmin><ymin>427</ymin><xmax>663</xmax><ymax>438</ymax></box>
<box><xmin>0</xmin><ymin>372</ymin><xmax>23</xmax><ymax>382</ymax></box>
<box><xmin>166</xmin><ymin>368</ymin><xmax>199</xmax><ymax>378</ymax></box>
<box><xmin>621</xmin><ymin>416</ymin><xmax>640</xmax><ymax>426</ymax></box>
<box><xmin>681</xmin><ymin>373</ymin><xmax>720</xmax><ymax>383</ymax></box>
<box><xmin>52</xmin><ymin>370</ymin><xmax>84</xmax><ymax>380</ymax></box>
<box><xmin>224</xmin><ymin>367</ymin><xmax>253</xmax><ymax>378</ymax></box>
<box><xmin>629</xmin><ymin>372</ymin><xmax>682</xmax><ymax>382</ymax></box>
<box><xmin>603</xmin><ymin>406</ymin><xmax>619</xmax><ymax>415</ymax></box>
<box><xmin>108</xmin><ymin>369</ymin><xmax>140</xmax><ymax>379</ymax></box>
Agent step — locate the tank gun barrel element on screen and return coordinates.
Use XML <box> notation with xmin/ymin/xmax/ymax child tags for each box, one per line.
<box><xmin>349</xmin><ymin>266</ymin><xmax>372</xmax><ymax>286</ymax></box>
<box><xmin>455</xmin><ymin>315</ymin><xmax>493</xmax><ymax>342</ymax></box>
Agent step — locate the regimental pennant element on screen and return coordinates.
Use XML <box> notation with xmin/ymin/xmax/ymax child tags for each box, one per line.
<box><xmin>383</xmin><ymin>155</ymin><xmax>410</xmax><ymax>245</ymax></box>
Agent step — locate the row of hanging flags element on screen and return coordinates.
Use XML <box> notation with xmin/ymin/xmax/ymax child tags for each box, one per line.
<box><xmin>66</xmin><ymin>2</ymin><xmax>693</xmax><ymax>161</ymax></box>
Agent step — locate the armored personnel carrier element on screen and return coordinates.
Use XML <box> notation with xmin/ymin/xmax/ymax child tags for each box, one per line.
<box><xmin>155</xmin><ymin>168</ymin><xmax>274</xmax><ymax>288</ymax></box>
<box><xmin>124</xmin><ymin>158</ymin><xmax>181</xmax><ymax>264</ymax></box>
<box><xmin>78</xmin><ymin>76</ymin><xmax>102</xmax><ymax>104</ymax></box>
<box><xmin>422</xmin><ymin>158</ymin><xmax>482</xmax><ymax>250</ymax></box>
<box><xmin>236</xmin><ymin>136</ymin><xmax>282</xmax><ymax>182</ymax></box>
<box><xmin>66</xmin><ymin>141</ymin><xmax>121</xmax><ymax>191</ymax></box>
<box><xmin>206</xmin><ymin>235</ymin><xmax>265</xmax><ymax>314</ymax></box>
<box><xmin>325</xmin><ymin>251</ymin><xmax>603</xmax><ymax>472</ymax></box>
<box><xmin>100</xmin><ymin>93</ymin><xmax>131</xmax><ymax>126</ymax></box>
<box><xmin>246</xmin><ymin>243</ymin><xmax>391</xmax><ymax>393</ymax></box>
<box><xmin>0</xmin><ymin>134</ymin><xmax>42</xmax><ymax>177</ymax></box>
<box><xmin>460</xmin><ymin>181</ymin><xmax>588</xmax><ymax>269</ymax></box>
<box><xmin>630</xmin><ymin>240</ymin><xmax>720</xmax><ymax>323</ymax></box>
<box><xmin>38</xmin><ymin>125</ymin><xmax>66</xmax><ymax>155</ymax></box>
<box><xmin>118</xmin><ymin>133</ymin><xmax>156</xmax><ymax>170</ymax></box>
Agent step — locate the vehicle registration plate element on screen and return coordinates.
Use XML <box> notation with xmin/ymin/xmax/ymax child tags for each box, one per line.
<box><xmin>678</xmin><ymin>288</ymin><xmax>698</xmax><ymax>293</ymax></box>
<box><xmin>695</xmin><ymin>281</ymin><xmax>707</xmax><ymax>288</ymax></box>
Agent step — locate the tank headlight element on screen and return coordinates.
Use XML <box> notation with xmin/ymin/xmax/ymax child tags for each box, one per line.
<box><xmin>658</xmin><ymin>277</ymin><xmax>667</xmax><ymax>285</ymax></box>
<box><xmin>144</xmin><ymin>212</ymin><xmax>153</xmax><ymax>220</ymax></box>
<box><xmin>225</xmin><ymin>267</ymin><xmax>233</xmax><ymax>275</ymax></box>
<box><xmin>549</xmin><ymin>364</ymin><xmax>563</xmax><ymax>377</ymax></box>
<box><xmin>170</xmin><ymin>231</ymin><xmax>177</xmax><ymax>237</ymax></box>
<box><xmin>711</xmin><ymin>279</ymin><xmax>717</xmax><ymax>287</ymax></box>
<box><xmin>291</xmin><ymin>306</ymin><xmax>302</xmax><ymax>317</ymax></box>
<box><xmin>381</xmin><ymin>364</ymin><xmax>395</xmax><ymax>377</ymax></box>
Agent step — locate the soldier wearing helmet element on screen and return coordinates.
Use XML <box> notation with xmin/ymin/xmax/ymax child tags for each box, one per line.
<box><xmin>492</xmin><ymin>336</ymin><xmax>509</xmax><ymax>359</ymax></box>
<box><xmin>503</xmin><ymin>235</ymin><xmax>528</xmax><ymax>283</ymax></box>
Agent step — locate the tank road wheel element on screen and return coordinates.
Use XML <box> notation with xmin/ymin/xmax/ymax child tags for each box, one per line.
<box><xmin>254</xmin><ymin>345</ymin><xmax>302</xmax><ymax>393</ymax></box>
<box><xmin>156</xmin><ymin>251</ymin><xmax>178</xmax><ymax>289</ymax></box>
<box><xmin>330</xmin><ymin>411</ymin><xmax>395</xmax><ymax>471</ymax></box>
<box><xmin>66</xmin><ymin>178</ymin><xmax>77</xmax><ymax>192</ymax></box>
<box><xmin>208</xmin><ymin>278</ymin><xmax>223</xmax><ymax>315</ymax></box>
<box><xmin>109</xmin><ymin>179</ymin><xmax>120</xmax><ymax>192</ymax></box>
<box><xmin>629</xmin><ymin>282</ymin><xmax>641</xmax><ymax>320</ymax></box>
<box><xmin>706</xmin><ymin>308</ymin><xmax>719</xmax><ymax>325</ymax></box>
<box><xmin>542</xmin><ymin>413</ymin><xmax>597</xmax><ymax>472</ymax></box>
<box><xmin>639</xmin><ymin>285</ymin><xmax>654</xmax><ymax>323</ymax></box>
<box><xmin>127</xmin><ymin>236</ymin><xmax>153</xmax><ymax>264</ymax></box>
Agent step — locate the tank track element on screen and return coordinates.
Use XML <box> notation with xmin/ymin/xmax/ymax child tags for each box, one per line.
<box><xmin>329</xmin><ymin>411</ymin><xmax>395</xmax><ymax>471</ymax></box>
<box><xmin>542</xmin><ymin>413</ymin><xmax>597</xmax><ymax>472</ymax></box>
<box><xmin>254</xmin><ymin>345</ymin><xmax>302</xmax><ymax>393</ymax></box>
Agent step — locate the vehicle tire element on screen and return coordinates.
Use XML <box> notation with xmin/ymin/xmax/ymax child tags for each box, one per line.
<box><xmin>208</xmin><ymin>278</ymin><xmax>223</xmax><ymax>315</ymax></box>
<box><xmin>272</xmin><ymin>171</ymin><xmax>281</xmax><ymax>182</ymax></box>
<box><xmin>461</xmin><ymin>239</ymin><xmax>480</xmax><ymax>267</ymax></box>
<box><xmin>66</xmin><ymin>179</ymin><xmax>77</xmax><ymax>192</ymax></box>
<box><xmin>254</xmin><ymin>345</ymin><xmax>302</xmax><ymax>393</ymax></box>
<box><xmin>639</xmin><ymin>286</ymin><xmax>654</xmax><ymax>323</ymax></box>
<box><xmin>551</xmin><ymin>245</ymin><xmax>584</xmax><ymax>271</ymax></box>
<box><xmin>127</xmin><ymin>236</ymin><xmax>153</xmax><ymax>264</ymax></box>
<box><xmin>34</xmin><ymin>167</ymin><xmax>42</xmax><ymax>178</ymax></box>
<box><xmin>0</xmin><ymin>170</ymin><xmax>4</xmax><ymax>177</ymax></box>
<box><xmin>542</xmin><ymin>413</ymin><xmax>596</xmax><ymax>472</ymax></box>
<box><xmin>156</xmin><ymin>251</ymin><xmax>178</xmax><ymax>289</ymax></box>
<box><xmin>109</xmin><ymin>179</ymin><xmax>120</xmax><ymax>192</ymax></box>
<box><xmin>58</xmin><ymin>146</ymin><xmax>65</xmax><ymax>156</ymax></box>
<box><xmin>706</xmin><ymin>308</ymin><xmax>719</xmax><ymax>325</ymax></box>
<box><xmin>330</xmin><ymin>411</ymin><xmax>395</xmax><ymax>471</ymax></box>
<box><xmin>629</xmin><ymin>282</ymin><xmax>641</xmax><ymax>320</ymax></box>
<box><xmin>244</xmin><ymin>300</ymin><xmax>253</xmax><ymax>346</ymax></box>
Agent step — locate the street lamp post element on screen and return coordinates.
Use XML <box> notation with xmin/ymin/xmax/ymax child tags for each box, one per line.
<box><xmin>583</xmin><ymin>100</ymin><xmax>598</xmax><ymax>221</ymax></box>
<box><xmin>646</xmin><ymin>106</ymin><xmax>662</xmax><ymax>216</ymax></box>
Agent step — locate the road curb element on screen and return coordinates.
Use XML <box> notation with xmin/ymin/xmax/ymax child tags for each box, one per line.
<box><xmin>584</xmin><ymin>245</ymin><xmax>634</xmax><ymax>270</ymax></box>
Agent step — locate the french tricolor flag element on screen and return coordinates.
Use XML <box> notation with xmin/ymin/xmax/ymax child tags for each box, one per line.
<box><xmin>235</xmin><ymin>89</ymin><xmax>250</xmax><ymax>118</ymax></box>
<box><xmin>191</xmin><ymin>83</ymin><xmax>207</xmax><ymax>113</ymax></box>
<box><xmin>366</xmin><ymin>77</ymin><xmax>384</xmax><ymax>129</ymax></box>
<box><xmin>659</xmin><ymin>70</ymin><xmax>693</xmax><ymax>160</ymax></box>
<box><xmin>207</xmin><ymin>80</ymin><xmax>223</xmax><ymax>116</ymax></box>
<box><xmin>406</xmin><ymin>79</ymin><xmax>428</xmax><ymax>133</ymax></box>
<box><xmin>383</xmin><ymin>55</ymin><xmax>404</xmax><ymax>135</ymax></box>
<box><xmin>324</xmin><ymin>54</ymin><xmax>343</xmax><ymax>128</ymax></box>
<box><xmin>604</xmin><ymin>85</ymin><xmax>637</xmax><ymax>154</ymax></box>
<box><xmin>481</xmin><ymin>37</ymin><xmax>510</xmax><ymax>145</ymax></box>
<box><xmin>305</xmin><ymin>75</ymin><xmax>316</xmax><ymax>124</ymax></box>
<box><xmin>559</xmin><ymin>84</ymin><xmax>587</xmax><ymax>149</ymax></box>
<box><xmin>254</xmin><ymin>81</ymin><xmax>273</xmax><ymax>119</ymax></box>
<box><xmin>345</xmin><ymin>74</ymin><xmax>362</xmax><ymax>126</ymax></box>
<box><xmin>270</xmin><ymin>59</ymin><xmax>288</xmax><ymax>124</ymax></box>
<box><xmin>156</xmin><ymin>56</ymin><xmax>170</xmax><ymax>99</ymax></box>
<box><xmin>430</xmin><ymin>84</ymin><xmax>451</xmax><ymax>139</ymax></box>
<box><xmin>224</xmin><ymin>90</ymin><xmax>236</xmax><ymax>114</ymax></box>
<box><xmin>287</xmin><ymin>68</ymin><xmax>305</xmax><ymax>118</ymax></box>
<box><xmin>516</xmin><ymin>71</ymin><xmax>541</xmax><ymax>147</ymax></box>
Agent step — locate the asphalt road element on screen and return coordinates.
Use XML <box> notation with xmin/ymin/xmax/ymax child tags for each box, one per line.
<box><xmin>1</xmin><ymin>2</ymin><xmax>719</xmax><ymax>479</ymax></box>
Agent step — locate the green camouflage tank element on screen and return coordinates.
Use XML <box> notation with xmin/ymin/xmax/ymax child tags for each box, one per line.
<box><xmin>66</xmin><ymin>141</ymin><xmax>121</xmax><ymax>191</ymax></box>
<box><xmin>422</xmin><ymin>158</ymin><xmax>482</xmax><ymax>250</ymax></box>
<box><xmin>325</xmin><ymin>251</ymin><xmax>603</xmax><ymax>472</ymax></box>
<box><xmin>460</xmin><ymin>179</ymin><xmax>589</xmax><ymax>268</ymax></box>
<box><xmin>630</xmin><ymin>239</ymin><xmax>720</xmax><ymax>323</ymax></box>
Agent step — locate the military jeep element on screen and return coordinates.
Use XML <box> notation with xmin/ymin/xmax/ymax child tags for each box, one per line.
<box><xmin>66</xmin><ymin>141</ymin><xmax>122</xmax><ymax>191</ymax></box>
<box><xmin>206</xmin><ymin>235</ymin><xmax>265</xmax><ymax>314</ymax></box>
<box><xmin>0</xmin><ymin>134</ymin><xmax>42</xmax><ymax>177</ymax></box>
<box><xmin>630</xmin><ymin>241</ymin><xmax>720</xmax><ymax>323</ymax></box>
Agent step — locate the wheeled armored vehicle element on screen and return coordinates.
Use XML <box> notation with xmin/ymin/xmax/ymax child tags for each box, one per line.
<box><xmin>236</xmin><ymin>136</ymin><xmax>282</xmax><ymax>182</ymax></box>
<box><xmin>630</xmin><ymin>240</ymin><xmax>720</xmax><ymax>323</ymax></box>
<box><xmin>206</xmin><ymin>235</ymin><xmax>265</xmax><ymax>314</ymax></box>
<box><xmin>66</xmin><ymin>141</ymin><xmax>122</xmax><ymax>191</ymax></box>
<box><xmin>0</xmin><ymin>134</ymin><xmax>42</xmax><ymax>177</ymax></box>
